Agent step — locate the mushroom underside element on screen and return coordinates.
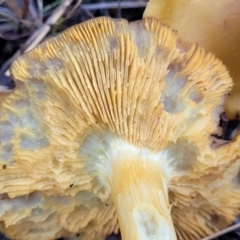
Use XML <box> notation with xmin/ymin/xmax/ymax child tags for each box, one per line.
<box><xmin>0</xmin><ymin>16</ymin><xmax>239</xmax><ymax>240</ymax></box>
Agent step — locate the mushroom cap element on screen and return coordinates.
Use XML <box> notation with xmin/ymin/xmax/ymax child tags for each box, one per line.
<box><xmin>143</xmin><ymin>0</ymin><xmax>240</xmax><ymax>118</ymax></box>
<box><xmin>0</xmin><ymin>17</ymin><xmax>239</xmax><ymax>239</ymax></box>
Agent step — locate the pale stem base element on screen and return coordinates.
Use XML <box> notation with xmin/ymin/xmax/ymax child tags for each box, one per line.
<box><xmin>110</xmin><ymin>156</ymin><xmax>177</xmax><ymax>240</ymax></box>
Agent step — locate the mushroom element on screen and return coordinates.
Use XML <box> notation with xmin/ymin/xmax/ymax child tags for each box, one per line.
<box><xmin>0</xmin><ymin>16</ymin><xmax>240</xmax><ymax>240</ymax></box>
<box><xmin>143</xmin><ymin>0</ymin><xmax>240</xmax><ymax>119</ymax></box>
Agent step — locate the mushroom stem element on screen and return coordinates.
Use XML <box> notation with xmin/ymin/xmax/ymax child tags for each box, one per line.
<box><xmin>110</xmin><ymin>156</ymin><xmax>176</xmax><ymax>240</ymax></box>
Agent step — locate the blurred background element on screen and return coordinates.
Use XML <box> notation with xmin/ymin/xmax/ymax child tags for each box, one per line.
<box><xmin>0</xmin><ymin>0</ymin><xmax>147</xmax><ymax>75</ymax></box>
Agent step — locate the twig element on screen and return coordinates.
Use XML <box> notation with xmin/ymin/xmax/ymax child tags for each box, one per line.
<box><xmin>43</xmin><ymin>0</ymin><xmax>62</xmax><ymax>13</ymax></box>
<box><xmin>29</xmin><ymin>0</ymin><xmax>39</xmax><ymax>21</ymax></box>
<box><xmin>98</xmin><ymin>0</ymin><xmax>110</xmax><ymax>16</ymax></box>
<box><xmin>36</xmin><ymin>0</ymin><xmax>43</xmax><ymax>23</ymax></box>
<box><xmin>82</xmin><ymin>9</ymin><xmax>95</xmax><ymax>19</ymax></box>
<box><xmin>81</xmin><ymin>1</ymin><xmax>147</xmax><ymax>10</ymax></box>
<box><xmin>200</xmin><ymin>223</ymin><xmax>240</xmax><ymax>240</ymax></box>
<box><xmin>1</xmin><ymin>0</ymin><xmax>80</xmax><ymax>75</ymax></box>
<box><xmin>24</xmin><ymin>0</ymin><xmax>75</xmax><ymax>52</ymax></box>
<box><xmin>117</xmin><ymin>0</ymin><xmax>121</xmax><ymax>18</ymax></box>
<box><xmin>0</xmin><ymin>10</ymin><xmax>32</xmax><ymax>27</ymax></box>
<box><xmin>0</xmin><ymin>10</ymin><xmax>20</xmax><ymax>22</ymax></box>
<box><xmin>0</xmin><ymin>23</ymin><xmax>14</xmax><ymax>33</ymax></box>
<box><xmin>59</xmin><ymin>0</ymin><xmax>82</xmax><ymax>23</ymax></box>
<box><xmin>4</xmin><ymin>0</ymin><xmax>23</xmax><ymax>18</ymax></box>
<box><xmin>0</xmin><ymin>32</ymin><xmax>30</xmax><ymax>40</ymax></box>
<box><xmin>22</xmin><ymin>0</ymin><xmax>29</xmax><ymax>19</ymax></box>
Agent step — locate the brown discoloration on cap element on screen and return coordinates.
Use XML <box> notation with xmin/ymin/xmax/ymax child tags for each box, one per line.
<box><xmin>144</xmin><ymin>0</ymin><xmax>240</xmax><ymax>119</ymax></box>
